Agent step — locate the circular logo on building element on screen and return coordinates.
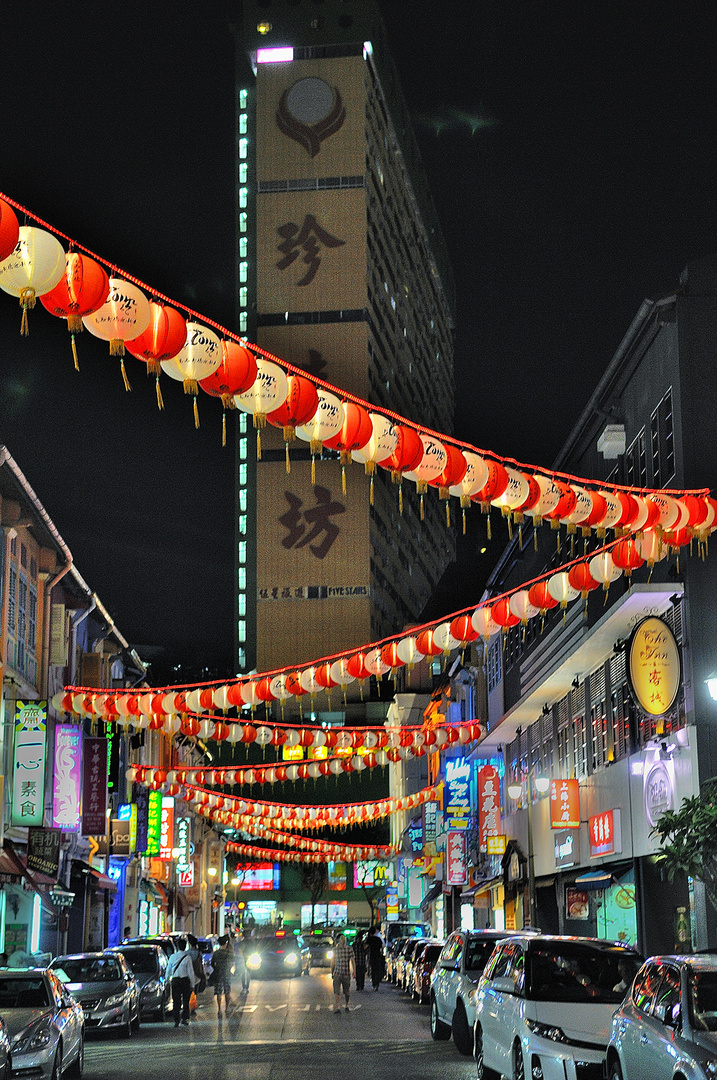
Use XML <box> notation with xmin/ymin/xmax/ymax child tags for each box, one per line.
<box><xmin>644</xmin><ymin>760</ymin><xmax>674</xmax><ymax>826</ymax></box>
<box><xmin>627</xmin><ymin>615</ymin><xmax>681</xmax><ymax>716</ymax></box>
<box><xmin>277</xmin><ymin>78</ymin><xmax>346</xmax><ymax>157</ymax></box>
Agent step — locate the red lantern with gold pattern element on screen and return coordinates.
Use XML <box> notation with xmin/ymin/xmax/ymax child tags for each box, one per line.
<box><xmin>415</xmin><ymin>628</ymin><xmax>442</xmax><ymax>658</ymax></box>
<box><xmin>40</xmin><ymin>252</ymin><xmax>110</xmax><ymax>370</ymax></box>
<box><xmin>491</xmin><ymin>598</ymin><xmax>520</xmax><ymax>630</ymax></box>
<box><xmin>528</xmin><ymin>580</ymin><xmax>559</xmax><ymax>616</ymax></box>
<box><xmin>568</xmin><ymin>562</ymin><xmax>600</xmax><ymax>601</ymax></box>
<box><xmin>612</xmin><ymin>537</ymin><xmax>645</xmax><ymax>577</ymax></box>
<box><xmin>0</xmin><ymin>198</ymin><xmax>19</xmax><ymax>262</ymax></box>
<box><xmin>266</xmin><ymin>373</ymin><xmax>319</xmax><ymax>467</ymax></box>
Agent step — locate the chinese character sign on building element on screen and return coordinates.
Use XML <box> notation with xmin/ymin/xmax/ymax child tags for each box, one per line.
<box><xmin>446</xmin><ymin>831</ymin><xmax>467</xmax><ymax>886</ymax></box>
<box><xmin>52</xmin><ymin>724</ymin><xmax>81</xmax><ymax>831</ymax></box>
<box><xmin>159</xmin><ymin>797</ymin><xmax>175</xmax><ymax>860</ymax></box>
<box><xmin>175</xmin><ymin>816</ymin><xmax>192</xmax><ymax>886</ymax></box>
<box><xmin>445</xmin><ymin>759</ymin><xmax>471</xmax><ymax>830</ymax></box>
<box><xmin>145</xmin><ymin>790</ymin><xmax>162</xmax><ymax>856</ymax></box>
<box><xmin>12</xmin><ymin>701</ymin><xmax>47</xmax><ymax>827</ymax></box>
<box><xmin>81</xmin><ymin>737</ymin><xmax>107</xmax><ymax>837</ymax></box>
<box><xmin>478</xmin><ymin>764</ymin><xmax>501</xmax><ymax>850</ymax></box>
<box><xmin>589</xmin><ymin>809</ymin><xmax>622</xmax><ymax>858</ymax></box>
<box><xmin>550</xmin><ymin>779</ymin><xmax>580</xmax><ymax>830</ymax></box>
<box><xmin>628</xmin><ymin>616</ymin><xmax>681</xmax><ymax>717</ymax></box>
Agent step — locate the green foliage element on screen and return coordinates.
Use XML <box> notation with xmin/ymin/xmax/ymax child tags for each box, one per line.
<box><xmin>651</xmin><ymin>782</ymin><xmax>717</xmax><ymax>909</ymax></box>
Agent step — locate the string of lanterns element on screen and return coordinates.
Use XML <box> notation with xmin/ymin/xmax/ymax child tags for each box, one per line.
<box><xmin>225</xmin><ymin>841</ymin><xmax>386</xmax><ymax>865</ymax></box>
<box><xmin>63</xmin><ymin>532</ymin><xmax>708</xmax><ymax>731</ymax></box>
<box><xmin>0</xmin><ymin>194</ymin><xmax>710</xmax><ymax>536</ymax></box>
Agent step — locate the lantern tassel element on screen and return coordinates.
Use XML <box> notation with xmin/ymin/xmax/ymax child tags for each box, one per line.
<box><xmin>222</xmin><ymin>410</ymin><xmax>227</xmax><ymax>447</ymax></box>
<box><xmin>285</xmin><ymin>442</ymin><xmax>290</xmax><ymax>473</ymax></box>
<box><xmin>71</xmin><ymin>334</ymin><xmax>80</xmax><ymax>371</ymax></box>
<box><xmin>398</xmin><ymin>484</ymin><xmax>403</xmax><ymax>516</ymax></box>
<box><xmin>370</xmin><ymin>474</ymin><xmax>375</xmax><ymax>506</ymax></box>
<box><xmin>155</xmin><ymin>376</ymin><xmax>164</xmax><ymax>411</ymax></box>
<box><xmin>193</xmin><ymin>396</ymin><xmax>200</xmax><ymax>430</ymax></box>
<box><xmin>342</xmin><ymin>464</ymin><xmax>347</xmax><ymax>495</ymax></box>
<box><xmin>120</xmin><ymin>359</ymin><xmax>132</xmax><ymax>392</ymax></box>
<box><xmin>311</xmin><ymin>455</ymin><xmax>316</xmax><ymax>484</ymax></box>
<box><xmin>420</xmin><ymin>493</ymin><xmax>425</xmax><ymax>521</ymax></box>
<box><xmin>19</xmin><ymin>287</ymin><xmax>36</xmax><ymax>336</ymax></box>
<box><xmin>446</xmin><ymin>502</ymin><xmax>451</xmax><ymax>529</ymax></box>
<box><xmin>257</xmin><ymin>428</ymin><xmax>262</xmax><ymax>459</ymax></box>
<box><xmin>534</xmin><ymin>528</ymin><xmax>538</xmax><ymax>552</ymax></box>
<box><xmin>486</xmin><ymin>513</ymin><xmax>492</xmax><ymax>540</ymax></box>
<box><xmin>462</xmin><ymin>507</ymin><xmax>466</xmax><ymax>535</ymax></box>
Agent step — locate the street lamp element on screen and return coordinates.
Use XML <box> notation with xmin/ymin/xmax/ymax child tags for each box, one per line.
<box><xmin>507</xmin><ymin>775</ymin><xmax>549</xmax><ymax>929</ymax></box>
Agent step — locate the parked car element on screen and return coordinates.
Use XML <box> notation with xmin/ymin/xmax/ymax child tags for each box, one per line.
<box><xmin>50</xmin><ymin>952</ymin><xmax>141</xmax><ymax>1036</ymax></box>
<box><xmin>606</xmin><ymin>953</ymin><xmax>717</xmax><ymax>1080</ymax></box>
<box><xmin>244</xmin><ymin>932</ymin><xmax>311</xmax><ymax>978</ymax></box>
<box><xmin>397</xmin><ymin>938</ymin><xmax>424</xmax><ymax>991</ymax></box>
<box><xmin>305</xmin><ymin>931</ymin><xmax>334</xmax><ymax>970</ymax></box>
<box><xmin>386</xmin><ymin>938</ymin><xmax>407</xmax><ymax>984</ymax></box>
<box><xmin>108</xmin><ymin>943</ymin><xmax>171</xmax><ymax>1021</ymax></box>
<box><xmin>383</xmin><ymin>921</ymin><xmax>430</xmax><ymax>945</ymax></box>
<box><xmin>411</xmin><ymin>940</ymin><xmax>444</xmax><ymax>1004</ymax></box>
<box><xmin>120</xmin><ymin>935</ymin><xmax>178</xmax><ymax>961</ymax></box>
<box><xmin>431</xmin><ymin>928</ymin><xmax>532</xmax><ymax>1055</ymax></box>
<box><xmin>0</xmin><ymin>967</ymin><xmax>83</xmax><ymax>1078</ymax></box>
<box><xmin>473</xmin><ymin>934</ymin><xmax>643</xmax><ymax>1080</ymax></box>
<box><xmin>195</xmin><ymin>936</ymin><xmax>217</xmax><ymax>979</ymax></box>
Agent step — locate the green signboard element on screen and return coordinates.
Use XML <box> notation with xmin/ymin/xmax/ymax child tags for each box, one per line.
<box><xmin>145</xmin><ymin>789</ymin><xmax>162</xmax><ymax>856</ymax></box>
<box><xmin>12</xmin><ymin>701</ymin><xmax>47</xmax><ymax>827</ymax></box>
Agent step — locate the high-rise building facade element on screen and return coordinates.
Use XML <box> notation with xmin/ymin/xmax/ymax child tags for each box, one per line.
<box><xmin>235</xmin><ymin>1</ymin><xmax>456</xmax><ymax>675</ymax></box>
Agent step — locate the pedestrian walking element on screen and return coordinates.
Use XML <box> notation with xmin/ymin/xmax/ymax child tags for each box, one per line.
<box><xmin>352</xmin><ymin>931</ymin><xmax>366</xmax><ymax>991</ymax></box>
<box><xmin>211</xmin><ymin>935</ymin><xmax>234</xmax><ymax>1018</ymax></box>
<box><xmin>366</xmin><ymin>925</ymin><xmax>385</xmax><ymax>991</ymax></box>
<box><xmin>331</xmin><ymin>929</ymin><xmax>355</xmax><ymax>1012</ymax></box>
<box><xmin>235</xmin><ymin>930</ymin><xmax>251</xmax><ymax>991</ymax></box>
<box><xmin>166</xmin><ymin>937</ymin><xmax>196</xmax><ymax>1027</ymax></box>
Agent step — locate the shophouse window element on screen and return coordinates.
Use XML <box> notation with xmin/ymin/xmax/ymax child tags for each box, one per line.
<box><xmin>625</xmin><ymin>428</ymin><xmax>647</xmax><ymax>489</ymax></box>
<box><xmin>651</xmin><ymin>388</ymin><xmax>675</xmax><ymax>487</ymax></box>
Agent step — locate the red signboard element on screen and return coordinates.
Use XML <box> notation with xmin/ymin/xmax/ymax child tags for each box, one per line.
<box><xmin>81</xmin><ymin>737</ymin><xmax>108</xmax><ymax>837</ymax></box>
<box><xmin>589</xmin><ymin>809</ymin><xmax>616</xmax><ymax>857</ymax></box>
<box><xmin>446</xmin><ymin>831</ymin><xmax>467</xmax><ymax>886</ymax></box>
<box><xmin>478</xmin><ymin>764</ymin><xmax>501</xmax><ymax>851</ymax></box>
<box><xmin>550</xmin><ymin>779</ymin><xmax>580</xmax><ymax>830</ymax></box>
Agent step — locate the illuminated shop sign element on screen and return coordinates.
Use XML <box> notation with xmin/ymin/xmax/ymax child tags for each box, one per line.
<box><xmin>52</xmin><ymin>723</ymin><xmax>81</xmax><ymax>831</ymax></box>
<box><xmin>627</xmin><ymin>616</ymin><xmax>681</xmax><ymax>717</ymax></box>
<box><xmin>12</xmin><ymin>701</ymin><xmax>47</xmax><ymax>827</ymax></box>
<box><xmin>444</xmin><ymin>758</ymin><xmax>471</xmax><ymax>829</ymax></box>
<box><xmin>159</xmin><ymin>797</ymin><xmax>175</xmax><ymax>860</ymax></box>
<box><xmin>145</xmin><ymin>790</ymin><xmax>162</xmax><ymax>856</ymax></box>
<box><xmin>478</xmin><ymin>764</ymin><xmax>501</xmax><ymax>850</ymax></box>
<box><xmin>550</xmin><ymin>779</ymin><xmax>580</xmax><ymax>830</ymax></box>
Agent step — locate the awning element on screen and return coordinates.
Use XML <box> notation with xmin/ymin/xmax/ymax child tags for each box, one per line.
<box><xmin>0</xmin><ymin>849</ymin><xmax>23</xmax><ymax>885</ymax></box>
<box><xmin>574</xmin><ymin>871</ymin><xmax>613</xmax><ymax>891</ymax></box>
<box><xmin>420</xmin><ymin>881</ymin><xmax>444</xmax><ymax>911</ymax></box>
<box><xmin>144</xmin><ymin>880</ymin><xmax>169</xmax><ymax>909</ymax></box>
<box><xmin>72</xmin><ymin>861</ymin><xmax>116</xmax><ymax>891</ymax></box>
<box><xmin>461</xmin><ymin>875</ymin><xmax>501</xmax><ymax>901</ymax></box>
<box><xmin>2</xmin><ymin>842</ymin><xmax>58</xmax><ymax>915</ymax></box>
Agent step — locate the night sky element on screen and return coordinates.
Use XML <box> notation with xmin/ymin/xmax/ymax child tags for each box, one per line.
<box><xmin>1</xmin><ymin>2</ymin><xmax>715</xmax><ymax>678</ymax></box>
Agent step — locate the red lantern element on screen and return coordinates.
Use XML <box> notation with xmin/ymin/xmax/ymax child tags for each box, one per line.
<box><xmin>527</xmin><ymin>581</ymin><xmax>559</xmax><ymax>615</ymax></box>
<box><xmin>0</xmin><ymin>198</ymin><xmax>19</xmax><ymax>262</ymax></box>
<box><xmin>199</xmin><ymin>339</ymin><xmax>258</xmax><ymax>445</ymax></box>
<box><xmin>544</xmin><ymin>480</ymin><xmax>577</xmax><ymax>527</ymax></box>
<box><xmin>613</xmin><ymin>491</ymin><xmax>640</xmax><ymax>533</ymax></box>
<box><xmin>214</xmin><ymin>722</ymin><xmax>230</xmax><ymax>741</ymax></box>
<box><xmin>450</xmin><ymin>615</ymin><xmax>479</xmax><ymax>646</ymax></box>
<box><xmin>580</xmin><ymin>490</ymin><xmax>608</xmax><ymax>536</ymax></box>
<box><xmin>125</xmin><ymin>301</ymin><xmax>187</xmax><ymax>409</ymax></box>
<box><xmin>346</xmin><ymin>652</ymin><xmax>370</xmax><ymax>680</ymax></box>
<box><xmin>429</xmin><ymin>443</ymin><xmax>467</xmax><ymax>500</ymax></box>
<box><xmin>256</xmin><ymin>678</ymin><xmax>276</xmax><ymax>704</ymax></box>
<box><xmin>568</xmin><ymin>562</ymin><xmax>600</xmax><ymax>599</ymax></box>
<box><xmin>299</xmin><ymin>729</ymin><xmax>315</xmax><ymax>748</ymax></box>
<box><xmin>265</xmin><ymin>372</ymin><xmax>319</xmax><ymax>469</ymax></box>
<box><xmin>415</xmin><ymin>628</ymin><xmax>442</xmax><ymax>657</ymax></box>
<box><xmin>323</xmin><ymin>401</ymin><xmax>372</xmax><ymax>464</ymax></box>
<box><xmin>200</xmin><ymin>688</ymin><xmax>215</xmax><ymax>710</ymax></box>
<box><xmin>681</xmin><ymin>495</ymin><xmax>710</xmax><ymax>534</ymax></box>
<box><xmin>612</xmin><ymin>538</ymin><xmax>645</xmax><ymax>577</ymax></box>
<box><xmin>380</xmin><ymin>642</ymin><xmax>405</xmax><ymax>670</ymax></box>
<box><xmin>285</xmin><ymin>672</ymin><xmax>308</xmax><ymax>699</ymax></box>
<box><xmin>471</xmin><ymin>460</ymin><xmax>509</xmax><ymax>537</ymax></box>
<box><xmin>491</xmin><ymin>597</ymin><xmax>520</xmax><ymax>629</ymax></box>
<box><xmin>271</xmin><ymin>728</ymin><xmax>287</xmax><ymax>747</ymax></box>
<box><xmin>40</xmin><ymin>252</ymin><xmax>110</xmax><ymax>369</ymax></box>
<box><xmin>315</xmin><ymin>663</ymin><xmax>338</xmax><ymax>692</ymax></box>
<box><xmin>181</xmin><ymin>717</ymin><xmax>200</xmax><ymax>737</ymax></box>
<box><xmin>241</xmin><ymin>724</ymin><xmax>257</xmax><ymax>743</ymax></box>
<box><xmin>515</xmin><ymin>474</ymin><xmax>542</xmax><ymax>519</ymax></box>
<box><xmin>378</xmin><ymin>425</ymin><xmax>423</xmax><ymax>481</ymax></box>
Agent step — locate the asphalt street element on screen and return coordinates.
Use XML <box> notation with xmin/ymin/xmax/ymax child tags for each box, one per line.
<box><xmin>81</xmin><ymin>971</ymin><xmax>471</xmax><ymax>1080</ymax></box>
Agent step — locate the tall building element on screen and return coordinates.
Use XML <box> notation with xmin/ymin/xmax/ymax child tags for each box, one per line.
<box><xmin>235</xmin><ymin>1</ymin><xmax>456</xmax><ymax>675</ymax></box>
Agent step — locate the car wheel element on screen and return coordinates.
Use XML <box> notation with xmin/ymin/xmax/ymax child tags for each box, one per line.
<box><xmin>50</xmin><ymin>1046</ymin><xmax>62</xmax><ymax>1080</ymax></box>
<box><xmin>122</xmin><ymin>1010</ymin><xmax>132</xmax><ymax>1038</ymax></box>
<box><xmin>607</xmin><ymin>1057</ymin><xmax>623</xmax><ymax>1080</ymax></box>
<box><xmin>430</xmin><ymin>996</ymin><xmax>451</xmax><ymax>1041</ymax></box>
<box><xmin>154</xmin><ymin>1000</ymin><xmax>166</xmax><ymax>1022</ymax></box>
<box><xmin>475</xmin><ymin>1026</ymin><xmax>499</xmax><ymax>1080</ymax></box>
<box><xmin>66</xmin><ymin>1037</ymin><xmax>84</xmax><ymax>1079</ymax></box>
<box><xmin>452</xmin><ymin>1001</ymin><xmax>474</xmax><ymax>1056</ymax></box>
<box><xmin>512</xmin><ymin>1041</ymin><xmax>525</xmax><ymax>1080</ymax></box>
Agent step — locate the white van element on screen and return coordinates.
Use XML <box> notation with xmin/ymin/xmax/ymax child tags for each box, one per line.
<box><xmin>474</xmin><ymin>934</ymin><xmax>642</xmax><ymax>1080</ymax></box>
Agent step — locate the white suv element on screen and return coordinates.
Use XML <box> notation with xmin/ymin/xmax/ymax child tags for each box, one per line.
<box><xmin>473</xmin><ymin>934</ymin><xmax>642</xmax><ymax>1080</ymax></box>
<box><xmin>430</xmin><ymin>929</ymin><xmax>525</xmax><ymax>1055</ymax></box>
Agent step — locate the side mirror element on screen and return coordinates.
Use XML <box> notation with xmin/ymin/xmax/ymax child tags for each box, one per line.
<box><xmin>490</xmin><ymin>976</ymin><xmax>516</xmax><ymax>994</ymax></box>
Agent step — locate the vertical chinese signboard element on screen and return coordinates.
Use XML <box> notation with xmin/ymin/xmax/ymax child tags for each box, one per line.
<box><xmin>176</xmin><ymin>816</ymin><xmax>192</xmax><ymax>886</ymax></box>
<box><xmin>444</xmin><ymin>759</ymin><xmax>471</xmax><ymax>829</ymax></box>
<box><xmin>11</xmin><ymin>701</ymin><xmax>47</xmax><ymax>826</ymax></box>
<box><xmin>478</xmin><ymin>764</ymin><xmax>501</xmax><ymax>851</ymax></box>
<box><xmin>145</xmin><ymin>790</ymin><xmax>162</xmax><ymax>856</ymax></box>
<box><xmin>52</xmin><ymin>724</ymin><xmax>82</xmax><ymax>831</ymax></box>
<box><xmin>159</xmin><ymin>797</ymin><xmax>175</xmax><ymax>859</ymax></box>
<box><xmin>446</xmin><ymin>831</ymin><xmax>467</xmax><ymax>886</ymax></box>
<box><xmin>550</xmin><ymin>779</ymin><xmax>580</xmax><ymax>830</ymax></box>
<box><xmin>589</xmin><ymin>809</ymin><xmax>621</xmax><ymax>858</ymax></box>
<box><xmin>81</xmin><ymin>737</ymin><xmax>107</xmax><ymax>837</ymax></box>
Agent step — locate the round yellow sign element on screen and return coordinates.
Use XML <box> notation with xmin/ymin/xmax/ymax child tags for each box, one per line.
<box><xmin>627</xmin><ymin>616</ymin><xmax>681</xmax><ymax>716</ymax></box>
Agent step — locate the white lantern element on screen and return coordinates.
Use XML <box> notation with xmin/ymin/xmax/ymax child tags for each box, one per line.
<box><xmin>432</xmin><ymin>622</ymin><xmax>459</xmax><ymax>654</ymax></box>
<box><xmin>299</xmin><ymin>667</ymin><xmax>322</xmax><ymax>695</ymax></box>
<box><xmin>562</xmin><ymin>485</ymin><xmax>593</xmax><ymax>531</ymax></box>
<box><xmin>547</xmin><ymin>571</ymin><xmax>580</xmax><ymax>609</ymax></box>
<box><xmin>352</xmin><ymin>413</ymin><xmax>398</xmax><ymax>473</ymax></box>
<box><xmin>234</xmin><ymin>358</ymin><xmax>288</xmax><ymax>426</ymax></box>
<box><xmin>329</xmin><ymin>657</ymin><xmax>356</xmax><ymax>687</ymax></box>
<box><xmin>269</xmin><ymin>674</ymin><xmax>293</xmax><ymax>702</ymax></box>
<box><xmin>403</xmin><ymin>434</ymin><xmax>447</xmax><ymax>493</ymax></box>
<box><xmin>295</xmin><ymin>389</ymin><xmax>344</xmax><ymax>456</ymax></box>
<box><xmin>472</xmin><ymin>606</ymin><xmax>501</xmax><ymax>638</ymax></box>
<box><xmin>175</xmin><ymin>322</ymin><xmax>221</xmax><ymax>387</ymax></box>
<box><xmin>0</xmin><ymin>226</ymin><xmax>65</xmax><ymax>332</ymax></box>
<box><xmin>492</xmin><ymin>467</ymin><xmax>530</xmax><ymax>513</ymax></box>
<box><xmin>636</xmin><ymin>529</ymin><xmax>667</xmax><ymax>567</ymax></box>
<box><xmin>255</xmin><ymin>726</ymin><xmax>272</xmax><ymax>746</ymax></box>
<box><xmin>396</xmin><ymin>636</ymin><xmax>421</xmax><ymax>667</ymax></box>
<box><xmin>525</xmin><ymin>474</ymin><xmax>561</xmax><ymax>523</ymax></box>
<box><xmin>449</xmin><ymin>451</ymin><xmax>490</xmax><ymax>506</ymax></box>
<box><xmin>646</xmin><ymin>493</ymin><xmax>681</xmax><ymax>530</ymax></box>
<box><xmin>509</xmin><ymin>590</ymin><xmax>540</xmax><ymax>625</ymax></box>
<box><xmin>285</xmin><ymin>765</ymin><xmax>300</xmax><ymax>782</ymax></box>
<box><xmin>364</xmin><ymin>648</ymin><xmax>389</xmax><ymax>677</ymax></box>
<box><xmin>83</xmin><ymin>277</ymin><xmax>150</xmax><ymax>380</ymax></box>
<box><xmin>594</xmin><ymin>491</ymin><xmax>624</xmax><ymax>535</ymax></box>
<box><xmin>213</xmin><ymin>685</ymin><xmax>231</xmax><ymax>711</ymax></box>
<box><xmin>284</xmin><ymin>729</ymin><xmax>301</xmax><ymax>747</ymax></box>
<box><xmin>185</xmin><ymin>689</ymin><xmax>204</xmax><ymax>713</ymax></box>
<box><xmin>588</xmin><ymin>551</ymin><xmax>623</xmax><ymax>591</ymax></box>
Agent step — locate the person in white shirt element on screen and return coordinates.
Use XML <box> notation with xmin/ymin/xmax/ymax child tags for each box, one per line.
<box><xmin>166</xmin><ymin>937</ymin><xmax>197</xmax><ymax>1026</ymax></box>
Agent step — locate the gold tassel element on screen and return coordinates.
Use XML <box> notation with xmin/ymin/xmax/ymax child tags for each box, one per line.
<box><xmin>222</xmin><ymin>411</ymin><xmax>227</xmax><ymax>447</ymax></box>
<box><xmin>193</xmin><ymin>396</ymin><xmax>200</xmax><ymax>429</ymax></box>
<box><xmin>507</xmin><ymin>515</ymin><xmax>513</xmax><ymax>540</ymax></box>
<box><xmin>257</xmin><ymin>428</ymin><xmax>262</xmax><ymax>459</ymax></box>
<box><xmin>285</xmin><ymin>442</ymin><xmax>290</xmax><ymax>474</ymax></box>
<box><xmin>556</xmin><ymin>531</ymin><xmax>561</xmax><ymax>554</ymax></box>
<box><xmin>342</xmin><ymin>465</ymin><xmax>347</xmax><ymax>495</ymax></box>
<box><xmin>462</xmin><ymin>508</ymin><xmax>466</xmax><ymax>535</ymax></box>
<box><xmin>486</xmin><ymin>513</ymin><xmax>492</xmax><ymax>540</ymax></box>
<box><xmin>420</xmin><ymin>493</ymin><xmax>425</xmax><ymax>521</ymax></box>
<box><xmin>156</xmin><ymin>377</ymin><xmax>164</xmax><ymax>411</ymax></box>
<box><xmin>446</xmin><ymin>502</ymin><xmax>450</xmax><ymax>529</ymax></box>
<box><xmin>533</xmin><ymin>528</ymin><xmax>538</xmax><ymax>551</ymax></box>
<box><xmin>67</xmin><ymin>313</ymin><xmax>82</xmax><ymax>333</ymax></box>
<box><xmin>311</xmin><ymin>455</ymin><xmax>316</xmax><ymax>484</ymax></box>
<box><xmin>518</xmin><ymin>524</ymin><xmax>523</xmax><ymax>547</ymax></box>
<box><xmin>19</xmin><ymin>287</ymin><xmax>36</xmax><ymax>336</ymax></box>
<box><xmin>399</xmin><ymin>484</ymin><xmax>403</xmax><ymax>515</ymax></box>
<box><xmin>71</xmin><ymin>335</ymin><xmax>80</xmax><ymax>371</ymax></box>
<box><xmin>110</xmin><ymin>338</ymin><xmax>125</xmax><ymax>357</ymax></box>
<box><xmin>370</xmin><ymin>475</ymin><xmax>375</xmax><ymax>506</ymax></box>
<box><xmin>120</xmin><ymin>359</ymin><xmax>132</xmax><ymax>392</ymax></box>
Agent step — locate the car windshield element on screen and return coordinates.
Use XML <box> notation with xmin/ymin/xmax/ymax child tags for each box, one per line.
<box><xmin>527</xmin><ymin>944</ymin><xmax>641</xmax><ymax>1003</ymax></box>
<box><xmin>53</xmin><ymin>957</ymin><xmax>123</xmax><ymax>983</ymax></box>
<box><xmin>466</xmin><ymin>939</ymin><xmax>499</xmax><ymax>972</ymax></box>
<box><xmin>690</xmin><ymin>970</ymin><xmax>717</xmax><ymax>1031</ymax></box>
<box><xmin>423</xmin><ymin>945</ymin><xmax>442</xmax><ymax>964</ymax></box>
<box><xmin>116</xmin><ymin>949</ymin><xmax>157</xmax><ymax>974</ymax></box>
<box><xmin>0</xmin><ymin>976</ymin><xmax>50</xmax><ymax>1008</ymax></box>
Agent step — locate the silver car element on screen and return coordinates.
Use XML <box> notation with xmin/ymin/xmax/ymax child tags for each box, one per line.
<box><xmin>108</xmin><ymin>944</ymin><xmax>171</xmax><ymax>1021</ymax></box>
<box><xmin>606</xmin><ymin>954</ymin><xmax>717</xmax><ymax>1080</ymax></box>
<box><xmin>0</xmin><ymin>968</ymin><xmax>83</xmax><ymax>1078</ymax></box>
<box><xmin>49</xmin><ymin>952</ymin><xmax>140</xmax><ymax>1036</ymax></box>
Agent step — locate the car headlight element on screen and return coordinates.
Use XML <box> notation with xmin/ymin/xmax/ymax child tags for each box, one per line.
<box><xmin>103</xmin><ymin>992</ymin><xmax>127</xmax><ymax>1009</ymax></box>
<box><xmin>11</xmin><ymin>1019</ymin><xmax>54</xmax><ymax>1053</ymax></box>
<box><xmin>283</xmin><ymin>953</ymin><xmax>298</xmax><ymax>965</ymax></box>
<box><xmin>247</xmin><ymin>953</ymin><xmax>262</xmax><ymax>970</ymax></box>
<box><xmin>142</xmin><ymin>980</ymin><xmax>159</xmax><ymax>994</ymax></box>
<box><xmin>525</xmin><ymin>1019</ymin><xmax>570</xmax><ymax>1043</ymax></box>
<box><xmin>326</xmin><ymin>950</ymin><xmax>334</xmax><ymax>960</ymax></box>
